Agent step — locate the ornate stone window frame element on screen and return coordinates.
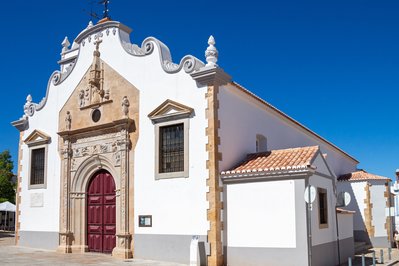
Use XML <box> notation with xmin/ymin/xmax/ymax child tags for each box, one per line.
<box><xmin>24</xmin><ymin>130</ymin><xmax>51</xmax><ymax>190</ymax></box>
<box><xmin>148</xmin><ymin>99</ymin><xmax>194</xmax><ymax>180</ymax></box>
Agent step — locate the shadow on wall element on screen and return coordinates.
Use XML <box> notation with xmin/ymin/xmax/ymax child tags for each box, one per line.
<box><xmin>345</xmin><ymin>183</ymin><xmax>372</xmax><ymax>246</ymax></box>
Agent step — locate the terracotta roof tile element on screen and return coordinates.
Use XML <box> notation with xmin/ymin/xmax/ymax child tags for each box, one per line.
<box><xmin>338</xmin><ymin>170</ymin><xmax>390</xmax><ymax>182</ymax></box>
<box><xmin>221</xmin><ymin>146</ymin><xmax>319</xmax><ymax>175</ymax></box>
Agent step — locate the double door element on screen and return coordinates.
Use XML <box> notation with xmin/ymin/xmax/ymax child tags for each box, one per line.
<box><xmin>87</xmin><ymin>170</ymin><xmax>116</xmax><ymax>253</ymax></box>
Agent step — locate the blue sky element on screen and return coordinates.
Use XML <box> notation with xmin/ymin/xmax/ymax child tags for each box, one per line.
<box><xmin>0</xmin><ymin>1</ymin><xmax>398</xmax><ymax>179</ymax></box>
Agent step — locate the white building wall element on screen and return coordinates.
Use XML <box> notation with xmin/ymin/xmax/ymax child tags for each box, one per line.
<box><xmin>218</xmin><ymin>84</ymin><xmax>357</xmax><ymax>177</ymax></box>
<box><xmin>309</xmin><ymin>174</ymin><xmax>336</xmax><ymax>246</ymax></box>
<box><xmin>344</xmin><ymin>181</ymin><xmax>367</xmax><ymax>231</ymax></box>
<box><xmin>19</xmin><ymin>25</ymin><xmax>210</xmax><ymax>237</ymax></box>
<box><xmin>226</xmin><ymin>180</ymin><xmax>297</xmax><ymax>248</ymax></box>
<box><xmin>338</xmin><ymin>213</ymin><xmax>354</xmax><ymax>240</ymax></box>
<box><xmin>370</xmin><ymin>181</ymin><xmax>388</xmax><ymax>238</ymax></box>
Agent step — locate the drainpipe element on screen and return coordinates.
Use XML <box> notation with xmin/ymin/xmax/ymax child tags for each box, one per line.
<box><xmin>389</xmin><ymin>180</ymin><xmax>393</xmax><ymax>247</ymax></box>
<box><xmin>394</xmin><ymin>170</ymin><xmax>399</xmax><ymax>232</ymax></box>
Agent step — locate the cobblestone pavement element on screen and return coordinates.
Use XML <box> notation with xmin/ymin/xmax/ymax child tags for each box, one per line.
<box><xmin>0</xmin><ymin>232</ymin><xmax>187</xmax><ymax>266</ymax></box>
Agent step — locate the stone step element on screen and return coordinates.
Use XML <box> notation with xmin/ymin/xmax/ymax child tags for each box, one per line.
<box><xmin>355</xmin><ymin>241</ymin><xmax>372</xmax><ymax>253</ymax></box>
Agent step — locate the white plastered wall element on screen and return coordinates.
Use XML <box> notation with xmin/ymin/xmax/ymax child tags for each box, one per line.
<box><xmin>337</xmin><ymin>181</ymin><xmax>366</xmax><ymax>232</ymax></box>
<box><xmin>18</xmin><ymin>28</ymin><xmax>97</xmax><ymax>232</ymax></box>
<box><xmin>309</xmin><ymin>174</ymin><xmax>337</xmax><ymax>246</ymax></box>
<box><xmin>226</xmin><ymin>179</ymin><xmax>297</xmax><ymax>248</ymax></box>
<box><xmin>338</xmin><ymin>213</ymin><xmax>354</xmax><ymax>240</ymax></box>
<box><xmin>19</xmin><ymin>25</ymin><xmax>210</xmax><ymax>235</ymax></box>
<box><xmin>370</xmin><ymin>180</ymin><xmax>388</xmax><ymax>237</ymax></box>
<box><xmin>218</xmin><ymin>84</ymin><xmax>357</xmax><ymax>177</ymax></box>
<box><xmin>94</xmin><ymin>27</ymin><xmax>209</xmax><ymax>235</ymax></box>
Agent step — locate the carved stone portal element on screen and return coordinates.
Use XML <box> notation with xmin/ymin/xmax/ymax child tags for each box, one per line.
<box><xmin>57</xmin><ymin>35</ymin><xmax>139</xmax><ymax>259</ymax></box>
<box><xmin>57</xmin><ymin>118</ymin><xmax>134</xmax><ymax>259</ymax></box>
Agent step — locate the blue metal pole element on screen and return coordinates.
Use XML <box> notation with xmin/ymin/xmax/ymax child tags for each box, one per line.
<box><xmin>362</xmin><ymin>254</ymin><xmax>365</xmax><ymax>266</ymax></box>
<box><xmin>372</xmin><ymin>250</ymin><xmax>376</xmax><ymax>266</ymax></box>
<box><xmin>380</xmin><ymin>249</ymin><xmax>384</xmax><ymax>264</ymax></box>
<box><xmin>348</xmin><ymin>257</ymin><xmax>352</xmax><ymax>266</ymax></box>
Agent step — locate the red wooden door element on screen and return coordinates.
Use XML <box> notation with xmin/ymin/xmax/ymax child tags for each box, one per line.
<box><xmin>87</xmin><ymin>170</ymin><xmax>116</xmax><ymax>253</ymax></box>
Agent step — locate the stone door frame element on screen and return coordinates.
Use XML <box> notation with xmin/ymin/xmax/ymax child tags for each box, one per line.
<box><xmin>57</xmin><ymin>118</ymin><xmax>134</xmax><ymax>259</ymax></box>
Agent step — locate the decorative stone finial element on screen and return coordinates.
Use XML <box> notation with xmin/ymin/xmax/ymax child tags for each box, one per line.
<box><xmin>24</xmin><ymin>94</ymin><xmax>35</xmax><ymax>117</ymax></box>
<box><xmin>87</xmin><ymin>21</ymin><xmax>94</xmax><ymax>29</ymax></box>
<box><xmin>61</xmin><ymin>37</ymin><xmax>70</xmax><ymax>54</ymax></box>
<box><xmin>205</xmin><ymin>35</ymin><xmax>218</xmax><ymax>66</ymax></box>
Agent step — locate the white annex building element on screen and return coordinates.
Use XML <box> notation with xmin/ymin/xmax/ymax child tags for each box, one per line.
<box><xmin>337</xmin><ymin>170</ymin><xmax>393</xmax><ymax>249</ymax></box>
<box><xmin>12</xmin><ymin>18</ymin><xmax>364</xmax><ymax>266</ymax></box>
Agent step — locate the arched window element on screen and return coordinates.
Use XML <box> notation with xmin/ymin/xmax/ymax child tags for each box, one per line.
<box><xmin>256</xmin><ymin>134</ymin><xmax>267</xmax><ymax>152</ymax></box>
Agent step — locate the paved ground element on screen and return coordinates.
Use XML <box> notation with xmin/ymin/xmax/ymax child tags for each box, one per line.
<box><xmin>351</xmin><ymin>248</ymin><xmax>399</xmax><ymax>266</ymax></box>
<box><xmin>2</xmin><ymin>231</ymin><xmax>399</xmax><ymax>265</ymax></box>
<box><xmin>0</xmin><ymin>232</ymin><xmax>186</xmax><ymax>266</ymax></box>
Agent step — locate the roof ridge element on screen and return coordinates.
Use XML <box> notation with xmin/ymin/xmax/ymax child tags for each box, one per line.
<box><xmin>338</xmin><ymin>169</ymin><xmax>391</xmax><ymax>182</ymax></box>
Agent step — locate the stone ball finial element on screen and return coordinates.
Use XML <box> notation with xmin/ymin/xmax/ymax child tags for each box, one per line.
<box><xmin>205</xmin><ymin>35</ymin><xmax>218</xmax><ymax>67</ymax></box>
<box><xmin>24</xmin><ymin>95</ymin><xmax>35</xmax><ymax>117</ymax></box>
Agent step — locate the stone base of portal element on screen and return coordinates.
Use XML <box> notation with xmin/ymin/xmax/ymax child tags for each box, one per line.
<box><xmin>56</xmin><ymin>231</ymin><xmax>72</xmax><ymax>253</ymax></box>
<box><xmin>71</xmin><ymin>245</ymin><xmax>89</xmax><ymax>253</ymax></box>
<box><xmin>112</xmin><ymin>233</ymin><xmax>133</xmax><ymax>259</ymax></box>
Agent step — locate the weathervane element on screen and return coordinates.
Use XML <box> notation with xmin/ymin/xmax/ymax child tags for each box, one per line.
<box><xmin>99</xmin><ymin>0</ymin><xmax>110</xmax><ymax>19</ymax></box>
<box><xmin>85</xmin><ymin>0</ymin><xmax>111</xmax><ymax>21</ymax></box>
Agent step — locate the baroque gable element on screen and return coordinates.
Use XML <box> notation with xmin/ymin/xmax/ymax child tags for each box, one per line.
<box><xmin>58</xmin><ymin>40</ymin><xmax>139</xmax><ymax>134</ymax></box>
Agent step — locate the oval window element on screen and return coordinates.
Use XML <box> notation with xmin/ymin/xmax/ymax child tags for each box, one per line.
<box><xmin>92</xmin><ymin>109</ymin><xmax>101</xmax><ymax>123</ymax></box>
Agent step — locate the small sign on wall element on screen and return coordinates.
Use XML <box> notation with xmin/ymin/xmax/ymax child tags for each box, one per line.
<box><xmin>30</xmin><ymin>193</ymin><xmax>44</xmax><ymax>207</ymax></box>
<box><xmin>385</xmin><ymin>207</ymin><xmax>395</xmax><ymax>217</ymax></box>
<box><xmin>138</xmin><ymin>215</ymin><xmax>152</xmax><ymax>227</ymax></box>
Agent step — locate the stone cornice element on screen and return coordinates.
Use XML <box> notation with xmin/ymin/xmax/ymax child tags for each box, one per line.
<box><xmin>11</xmin><ymin>117</ymin><xmax>29</xmax><ymax>132</ymax></box>
<box><xmin>221</xmin><ymin>168</ymin><xmax>314</xmax><ymax>184</ymax></box>
<box><xmin>191</xmin><ymin>65</ymin><xmax>231</xmax><ymax>86</ymax></box>
<box><xmin>58</xmin><ymin>118</ymin><xmax>135</xmax><ymax>139</ymax></box>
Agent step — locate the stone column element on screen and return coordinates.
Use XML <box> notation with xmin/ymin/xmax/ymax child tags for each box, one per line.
<box><xmin>57</xmin><ymin>138</ymin><xmax>72</xmax><ymax>253</ymax></box>
<box><xmin>112</xmin><ymin>127</ymin><xmax>133</xmax><ymax>259</ymax></box>
<box><xmin>191</xmin><ymin>61</ymin><xmax>231</xmax><ymax>266</ymax></box>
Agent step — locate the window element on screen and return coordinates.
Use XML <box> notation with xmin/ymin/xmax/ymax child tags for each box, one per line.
<box><xmin>318</xmin><ymin>188</ymin><xmax>328</xmax><ymax>228</ymax></box>
<box><xmin>24</xmin><ymin>130</ymin><xmax>50</xmax><ymax>189</ymax></box>
<box><xmin>30</xmin><ymin>148</ymin><xmax>45</xmax><ymax>185</ymax></box>
<box><xmin>148</xmin><ymin>99</ymin><xmax>193</xmax><ymax>179</ymax></box>
<box><xmin>159</xmin><ymin>123</ymin><xmax>184</xmax><ymax>173</ymax></box>
<box><xmin>256</xmin><ymin>134</ymin><xmax>267</xmax><ymax>152</ymax></box>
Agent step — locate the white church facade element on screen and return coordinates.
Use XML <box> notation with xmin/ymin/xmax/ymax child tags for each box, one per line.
<box><xmin>12</xmin><ymin>19</ymin><xmax>360</xmax><ymax>265</ymax></box>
